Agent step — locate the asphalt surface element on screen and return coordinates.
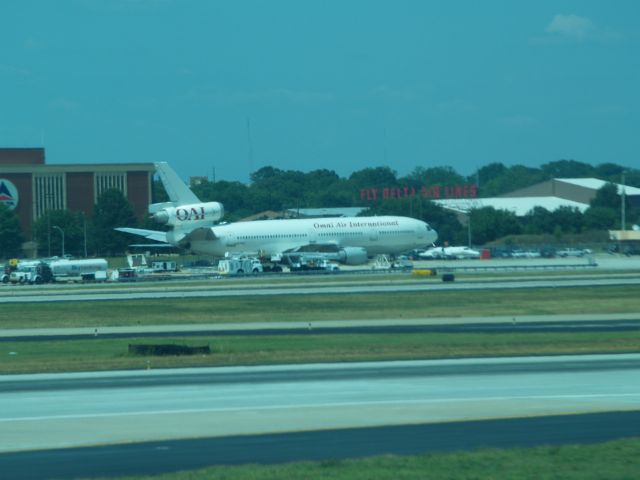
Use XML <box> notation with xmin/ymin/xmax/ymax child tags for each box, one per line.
<box><xmin>1</xmin><ymin>258</ymin><xmax>639</xmax><ymax>478</ymax></box>
<box><xmin>0</xmin><ymin>314</ymin><xmax>640</xmax><ymax>343</ymax></box>
<box><xmin>2</xmin><ymin>313</ymin><xmax>640</xmax><ymax>342</ymax></box>
<box><xmin>2</xmin><ymin>354</ymin><xmax>640</xmax><ymax>480</ymax></box>
<box><xmin>2</xmin><ymin>275</ymin><xmax>640</xmax><ymax>304</ymax></box>
<box><xmin>2</xmin><ymin>411</ymin><xmax>639</xmax><ymax>480</ymax></box>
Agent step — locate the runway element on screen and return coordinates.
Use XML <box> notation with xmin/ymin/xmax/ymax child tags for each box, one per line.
<box><xmin>2</xmin><ymin>412</ymin><xmax>640</xmax><ymax>480</ymax></box>
<box><xmin>2</xmin><ymin>355</ymin><xmax>639</xmax><ymax>451</ymax></box>
<box><xmin>1</xmin><ymin>261</ymin><xmax>639</xmax><ymax>478</ymax></box>
<box><xmin>1</xmin><ymin>275</ymin><xmax>640</xmax><ymax>304</ymax></box>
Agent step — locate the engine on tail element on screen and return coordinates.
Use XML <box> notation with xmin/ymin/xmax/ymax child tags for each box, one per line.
<box><xmin>152</xmin><ymin>202</ymin><xmax>224</xmax><ymax>228</ymax></box>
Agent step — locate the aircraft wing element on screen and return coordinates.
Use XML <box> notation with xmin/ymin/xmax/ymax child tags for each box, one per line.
<box><xmin>115</xmin><ymin>227</ymin><xmax>168</xmax><ymax>244</ymax></box>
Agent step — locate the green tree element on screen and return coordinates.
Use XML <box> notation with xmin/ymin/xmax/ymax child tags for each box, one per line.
<box><xmin>469</xmin><ymin>207</ymin><xmax>522</xmax><ymax>244</ymax></box>
<box><xmin>402</xmin><ymin>166</ymin><xmax>466</xmax><ymax>188</ymax></box>
<box><xmin>192</xmin><ymin>180</ymin><xmax>251</xmax><ymax>220</ymax></box>
<box><xmin>91</xmin><ymin>189</ymin><xmax>138</xmax><ymax>256</ymax></box>
<box><xmin>479</xmin><ymin>165</ymin><xmax>546</xmax><ymax>197</ymax></box>
<box><xmin>303</xmin><ymin>169</ymin><xmax>346</xmax><ymax>207</ymax></box>
<box><xmin>523</xmin><ymin>207</ymin><xmax>555</xmax><ymax>235</ymax></box>
<box><xmin>583</xmin><ymin>206</ymin><xmax>617</xmax><ymax>230</ymax></box>
<box><xmin>594</xmin><ymin>163</ymin><xmax>625</xmax><ymax>180</ymax></box>
<box><xmin>32</xmin><ymin>210</ymin><xmax>86</xmax><ymax>257</ymax></box>
<box><xmin>248</xmin><ymin>167</ymin><xmax>308</xmax><ymax>212</ymax></box>
<box><xmin>551</xmin><ymin>206</ymin><xmax>584</xmax><ymax>234</ymax></box>
<box><xmin>151</xmin><ymin>178</ymin><xmax>169</xmax><ymax>203</ymax></box>
<box><xmin>347</xmin><ymin>166</ymin><xmax>398</xmax><ymax>190</ymax></box>
<box><xmin>475</xmin><ymin>162</ymin><xmax>507</xmax><ymax>189</ymax></box>
<box><xmin>590</xmin><ymin>183</ymin><xmax>620</xmax><ymax>209</ymax></box>
<box><xmin>541</xmin><ymin>159</ymin><xmax>594</xmax><ymax>178</ymax></box>
<box><xmin>0</xmin><ymin>203</ymin><xmax>24</xmax><ymax>259</ymax></box>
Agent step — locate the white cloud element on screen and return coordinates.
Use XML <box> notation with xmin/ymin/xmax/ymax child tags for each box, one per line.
<box><xmin>546</xmin><ymin>14</ymin><xmax>595</xmax><ymax>38</ymax></box>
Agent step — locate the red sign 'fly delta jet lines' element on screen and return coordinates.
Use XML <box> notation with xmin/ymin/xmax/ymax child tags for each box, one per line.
<box><xmin>117</xmin><ymin>163</ymin><xmax>438</xmax><ymax>265</ymax></box>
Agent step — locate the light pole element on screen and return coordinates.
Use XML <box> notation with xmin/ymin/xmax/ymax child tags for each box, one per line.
<box><xmin>47</xmin><ymin>214</ymin><xmax>51</xmax><ymax>257</ymax></box>
<box><xmin>52</xmin><ymin>225</ymin><xmax>64</xmax><ymax>257</ymax></box>
<box><xmin>82</xmin><ymin>212</ymin><xmax>88</xmax><ymax>258</ymax></box>
<box><xmin>621</xmin><ymin>171</ymin><xmax>626</xmax><ymax>231</ymax></box>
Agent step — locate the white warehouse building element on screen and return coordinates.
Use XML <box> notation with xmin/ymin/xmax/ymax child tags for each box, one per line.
<box><xmin>434</xmin><ymin>178</ymin><xmax>640</xmax><ymax>216</ymax></box>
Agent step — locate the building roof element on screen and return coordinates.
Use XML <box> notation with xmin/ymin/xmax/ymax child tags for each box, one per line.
<box><xmin>286</xmin><ymin>207</ymin><xmax>367</xmax><ymax>218</ymax></box>
<box><xmin>0</xmin><ymin>163</ymin><xmax>155</xmax><ymax>174</ymax></box>
<box><xmin>434</xmin><ymin>196</ymin><xmax>589</xmax><ymax>216</ymax></box>
<box><xmin>556</xmin><ymin>178</ymin><xmax>640</xmax><ymax>196</ymax></box>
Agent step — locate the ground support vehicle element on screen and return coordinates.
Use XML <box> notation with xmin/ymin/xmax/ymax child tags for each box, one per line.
<box><xmin>218</xmin><ymin>257</ymin><xmax>264</xmax><ymax>275</ymax></box>
<box><xmin>6</xmin><ymin>258</ymin><xmax>108</xmax><ymax>284</ymax></box>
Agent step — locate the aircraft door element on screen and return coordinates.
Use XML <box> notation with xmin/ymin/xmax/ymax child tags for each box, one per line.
<box><xmin>225</xmin><ymin>232</ymin><xmax>237</xmax><ymax>247</ymax></box>
<box><xmin>307</xmin><ymin>228</ymin><xmax>318</xmax><ymax>245</ymax></box>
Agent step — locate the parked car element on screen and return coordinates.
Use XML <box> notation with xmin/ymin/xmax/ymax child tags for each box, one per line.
<box><xmin>556</xmin><ymin>247</ymin><xmax>588</xmax><ymax>258</ymax></box>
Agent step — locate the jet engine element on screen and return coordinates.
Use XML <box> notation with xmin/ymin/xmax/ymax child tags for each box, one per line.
<box><xmin>337</xmin><ymin>247</ymin><xmax>368</xmax><ymax>265</ymax></box>
<box><xmin>152</xmin><ymin>202</ymin><xmax>224</xmax><ymax>228</ymax></box>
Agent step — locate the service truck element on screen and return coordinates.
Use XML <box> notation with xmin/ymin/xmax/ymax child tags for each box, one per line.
<box><xmin>218</xmin><ymin>257</ymin><xmax>263</xmax><ymax>275</ymax></box>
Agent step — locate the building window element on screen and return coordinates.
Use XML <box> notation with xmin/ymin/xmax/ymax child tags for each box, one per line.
<box><xmin>95</xmin><ymin>172</ymin><xmax>127</xmax><ymax>200</ymax></box>
<box><xmin>33</xmin><ymin>173</ymin><xmax>65</xmax><ymax>219</ymax></box>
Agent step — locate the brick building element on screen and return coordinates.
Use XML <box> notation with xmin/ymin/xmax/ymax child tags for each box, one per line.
<box><xmin>0</xmin><ymin>148</ymin><xmax>154</xmax><ymax>241</ymax></box>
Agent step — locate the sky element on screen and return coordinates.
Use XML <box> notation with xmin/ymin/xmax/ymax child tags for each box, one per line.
<box><xmin>1</xmin><ymin>0</ymin><xmax>639</xmax><ymax>183</ymax></box>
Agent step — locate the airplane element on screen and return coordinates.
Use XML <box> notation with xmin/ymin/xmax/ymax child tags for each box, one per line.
<box><xmin>116</xmin><ymin>163</ymin><xmax>438</xmax><ymax>265</ymax></box>
<box><xmin>419</xmin><ymin>245</ymin><xmax>481</xmax><ymax>260</ymax></box>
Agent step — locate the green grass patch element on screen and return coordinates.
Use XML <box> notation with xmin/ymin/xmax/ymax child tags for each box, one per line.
<box><xmin>87</xmin><ymin>437</ymin><xmax>640</xmax><ymax>480</ymax></box>
<box><xmin>2</xmin><ymin>285</ymin><xmax>640</xmax><ymax>329</ymax></box>
<box><xmin>3</xmin><ymin>331</ymin><xmax>640</xmax><ymax>374</ymax></box>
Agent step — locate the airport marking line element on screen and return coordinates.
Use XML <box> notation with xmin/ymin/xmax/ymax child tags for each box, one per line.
<box><xmin>3</xmin><ymin>393</ymin><xmax>640</xmax><ymax>423</ymax></box>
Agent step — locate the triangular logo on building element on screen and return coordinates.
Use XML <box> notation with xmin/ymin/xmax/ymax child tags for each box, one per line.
<box><xmin>0</xmin><ymin>179</ymin><xmax>19</xmax><ymax>209</ymax></box>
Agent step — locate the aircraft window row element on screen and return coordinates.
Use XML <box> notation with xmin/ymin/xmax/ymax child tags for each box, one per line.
<box><xmin>318</xmin><ymin>232</ymin><xmax>364</xmax><ymax>237</ymax></box>
<box><xmin>379</xmin><ymin>230</ymin><xmax>413</xmax><ymax>235</ymax></box>
<box><xmin>238</xmin><ymin>233</ymin><xmax>307</xmax><ymax>240</ymax></box>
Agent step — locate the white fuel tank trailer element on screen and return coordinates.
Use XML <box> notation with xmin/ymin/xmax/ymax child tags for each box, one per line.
<box><xmin>49</xmin><ymin>258</ymin><xmax>108</xmax><ymax>281</ymax></box>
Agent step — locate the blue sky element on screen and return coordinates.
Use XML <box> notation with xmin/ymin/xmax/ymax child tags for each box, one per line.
<box><xmin>1</xmin><ymin>0</ymin><xmax>639</xmax><ymax>182</ymax></box>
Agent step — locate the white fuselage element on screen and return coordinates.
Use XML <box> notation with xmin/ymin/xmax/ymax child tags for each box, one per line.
<box><xmin>188</xmin><ymin>216</ymin><xmax>437</xmax><ymax>257</ymax></box>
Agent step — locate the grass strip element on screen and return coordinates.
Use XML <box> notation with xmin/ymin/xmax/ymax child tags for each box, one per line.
<box><xmin>3</xmin><ymin>331</ymin><xmax>640</xmax><ymax>374</ymax></box>
<box><xmin>87</xmin><ymin>437</ymin><xmax>640</xmax><ymax>480</ymax></box>
<box><xmin>2</xmin><ymin>285</ymin><xmax>640</xmax><ymax>329</ymax></box>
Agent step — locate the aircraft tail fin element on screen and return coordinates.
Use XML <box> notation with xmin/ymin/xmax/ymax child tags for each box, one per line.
<box><xmin>155</xmin><ymin>162</ymin><xmax>200</xmax><ymax>206</ymax></box>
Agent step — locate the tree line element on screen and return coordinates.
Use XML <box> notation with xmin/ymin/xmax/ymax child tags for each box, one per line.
<box><xmin>0</xmin><ymin>190</ymin><xmax>137</xmax><ymax>259</ymax></box>
<box><xmin>179</xmin><ymin>159</ymin><xmax>640</xmax><ymax>220</ymax></box>
<box><xmin>1</xmin><ymin>159</ymin><xmax>638</xmax><ymax>258</ymax></box>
